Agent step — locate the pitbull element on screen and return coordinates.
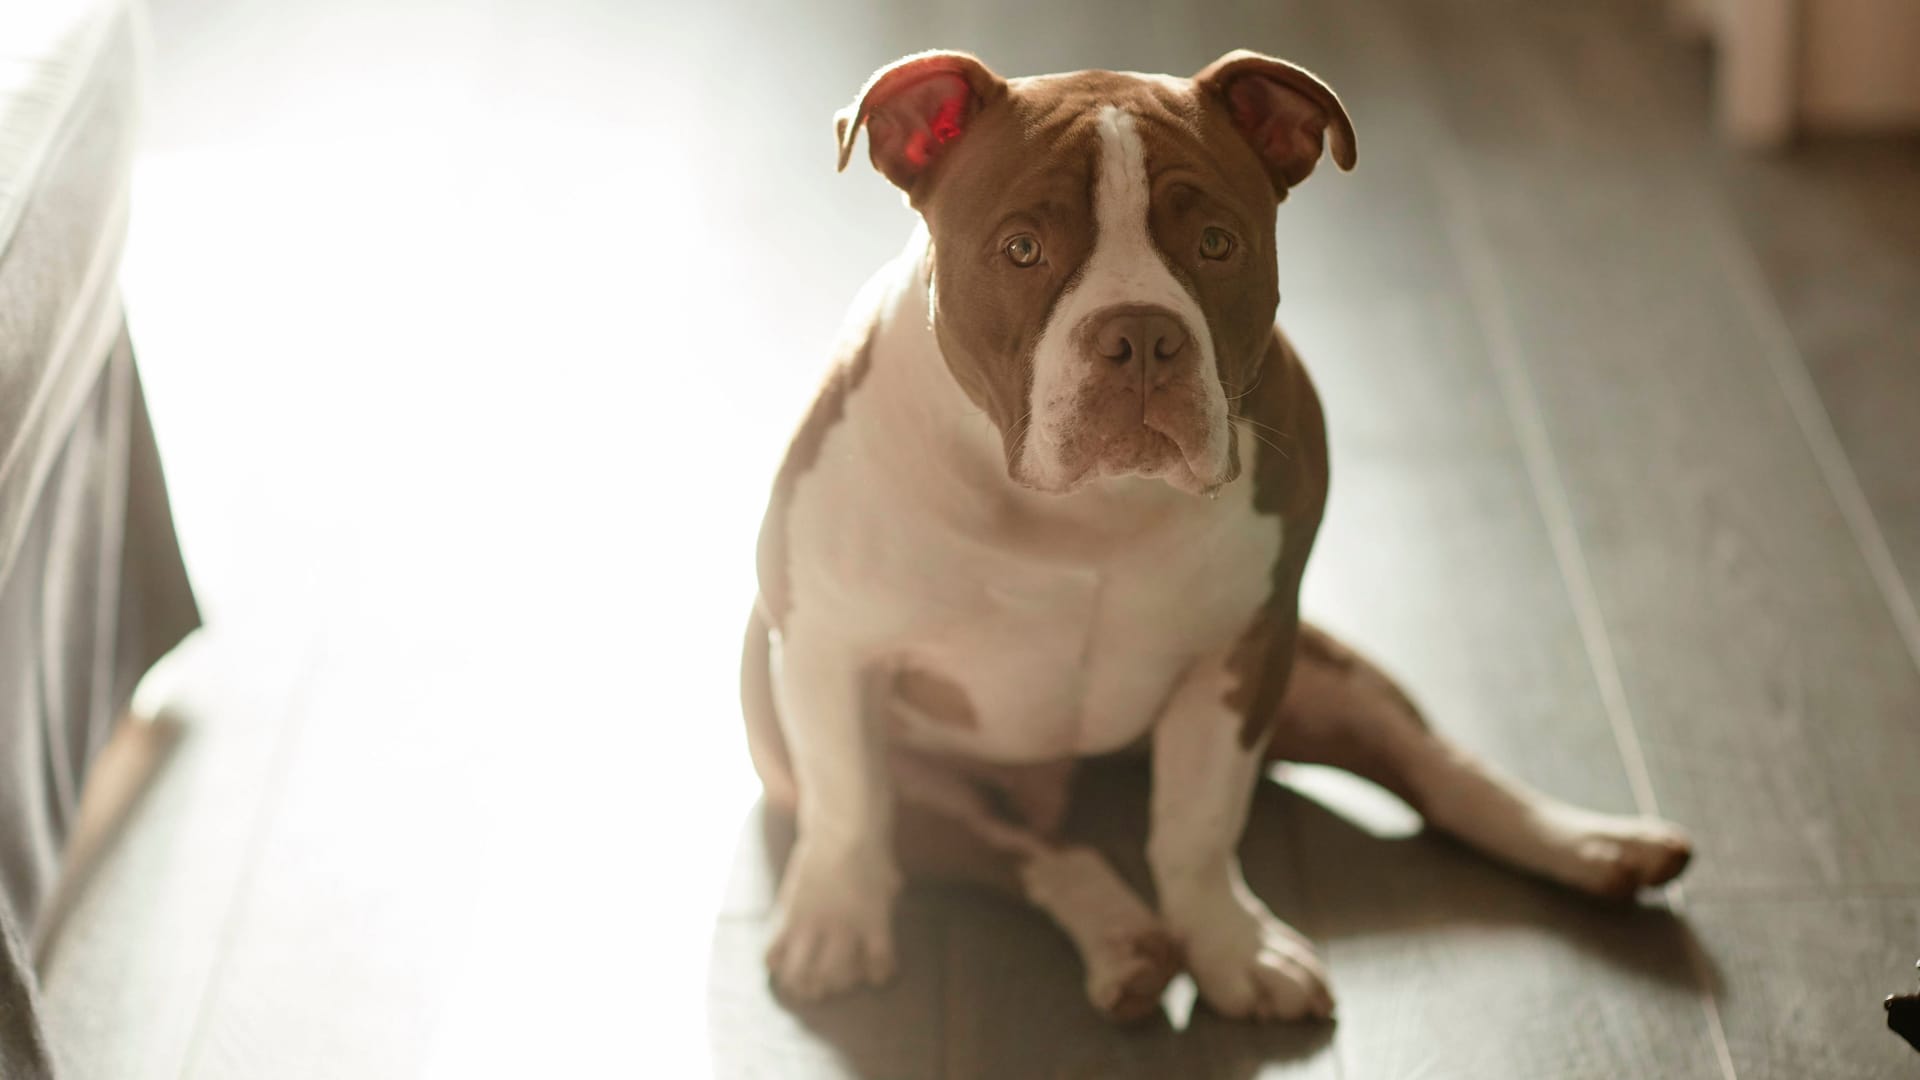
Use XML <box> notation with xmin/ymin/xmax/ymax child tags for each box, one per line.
<box><xmin>742</xmin><ymin>49</ymin><xmax>1693</xmax><ymax>1022</ymax></box>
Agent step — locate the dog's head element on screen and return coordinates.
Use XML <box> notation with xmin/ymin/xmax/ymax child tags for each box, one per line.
<box><xmin>836</xmin><ymin>50</ymin><xmax>1354</xmax><ymax>495</ymax></box>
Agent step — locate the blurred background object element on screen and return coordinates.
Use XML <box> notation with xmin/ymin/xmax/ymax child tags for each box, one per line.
<box><xmin>1679</xmin><ymin>0</ymin><xmax>1920</xmax><ymax>145</ymax></box>
<box><xmin>5</xmin><ymin>0</ymin><xmax>1916</xmax><ymax>1077</ymax></box>
<box><xmin>0</xmin><ymin>1</ymin><xmax>199</xmax><ymax>1074</ymax></box>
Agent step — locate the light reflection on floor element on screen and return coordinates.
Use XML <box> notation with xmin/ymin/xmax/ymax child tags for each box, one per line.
<box><xmin>123</xmin><ymin>125</ymin><xmax>795</xmax><ymax>1074</ymax></box>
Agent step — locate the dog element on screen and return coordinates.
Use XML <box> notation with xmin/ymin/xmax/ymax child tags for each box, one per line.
<box><xmin>742</xmin><ymin>49</ymin><xmax>1693</xmax><ymax>1023</ymax></box>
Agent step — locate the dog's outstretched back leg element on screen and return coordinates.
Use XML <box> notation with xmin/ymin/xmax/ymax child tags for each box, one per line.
<box><xmin>1271</xmin><ymin>622</ymin><xmax>1692</xmax><ymax>899</ymax></box>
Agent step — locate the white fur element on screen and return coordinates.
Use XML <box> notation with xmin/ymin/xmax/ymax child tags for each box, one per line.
<box><xmin>1147</xmin><ymin>652</ymin><xmax>1333</xmax><ymax>1020</ymax></box>
<box><xmin>1019</xmin><ymin>106</ymin><xmax>1232</xmax><ymax>491</ymax></box>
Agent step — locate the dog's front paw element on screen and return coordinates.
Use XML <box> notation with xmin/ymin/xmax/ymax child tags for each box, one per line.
<box><xmin>1542</xmin><ymin>809</ymin><xmax>1693</xmax><ymax>900</ymax></box>
<box><xmin>766</xmin><ymin>841</ymin><xmax>901</xmax><ymax>1002</ymax></box>
<box><xmin>1167</xmin><ymin>884</ymin><xmax>1333</xmax><ymax>1022</ymax></box>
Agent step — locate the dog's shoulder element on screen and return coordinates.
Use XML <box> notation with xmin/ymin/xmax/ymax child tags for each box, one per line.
<box><xmin>753</xmin><ymin>302</ymin><xmax>883</xmax><ymax>631</ymax></box>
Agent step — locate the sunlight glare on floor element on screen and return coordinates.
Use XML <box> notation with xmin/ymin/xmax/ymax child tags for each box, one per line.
<box><xmin>127</xmin><ymin>114</ymin><xmax>786</xmax><ymax>1072</ymax></box>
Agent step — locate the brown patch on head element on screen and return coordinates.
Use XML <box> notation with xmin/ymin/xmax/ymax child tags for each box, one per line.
<box><xmin>754</xmin><ymin>324</ymin><xmax>875</xmax><ymax>628</ymax></box>
<box><xmin>917</xmin><ymin>73</ymin><xmax>1108</xmax><ymax>470</ymax></box>
<box><xmin>1143</xmin><ymin>50</ymin><xmax>1355</xmax><ymax>432</ymax></box>
<box><xmin>1136</xmin><ymin>96</ymin><xmax>1281</xmax><ymax>440</ymax></box>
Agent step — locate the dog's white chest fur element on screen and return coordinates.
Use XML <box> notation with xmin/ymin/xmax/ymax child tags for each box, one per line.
<box><xmin>777</xmin><ymin>244</ymin><xmax>1281</xmax><ymax>765</ymax></box>
<box><xmin>879</xmin><ymin>496</ymin><xmax>1277</xmax><ymax>762</ymax></box>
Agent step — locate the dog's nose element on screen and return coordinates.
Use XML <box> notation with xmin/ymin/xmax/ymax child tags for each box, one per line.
<box><xmin>1091</xmin><ymin>308</ymin><xmax>1189</xmax><ymax>365</ymax></box>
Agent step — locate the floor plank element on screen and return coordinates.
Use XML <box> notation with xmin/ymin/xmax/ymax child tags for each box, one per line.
<box><xmin>178</xmin><ymin>659</ymin><xmax>491</xmax><ymax>1080</ymax></box>
<box><xmin>37</xmin><ymin>634</ymin><xmax>319</xmax><ymax>1080</ymax></box>
<box><xmin>1398</xmin><ymin>0</ymin><xmax>1920</xmax><ymax>893</ymax></box>
<box><xmin>1692</xmin><ymin>896</ymin><xmax>1920</xmax><ymax>1080</ymax></box>
<box><xmin>1254</xmin><ymin>5</ymin><xmax>1730</xmax><ymax>1074</ymax></box>
<box><xmin>709</xmin><ymin>898</ymin><xmax>949</xmax><ymax>1080</ymax></box>
<box><xmin>712</xmin><ymin>798</ymin><xmax>950</xmax><ymax>1080</ymax></box>
<box><xmin>1383</xmin><ymin>4</ymin><xmax>1920</xmax><ymax>1075</ymax></box>
<box><xmin>1718</xmin><ymin>140</ymin><xmax>1920</xmax><ymax>664</ymax></box>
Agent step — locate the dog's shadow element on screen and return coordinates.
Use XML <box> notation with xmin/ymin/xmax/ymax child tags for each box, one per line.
<box><xmin>709</xmin><ymin>760</ymin><xmax>1719</xmax><ymax>1079</ymax></box>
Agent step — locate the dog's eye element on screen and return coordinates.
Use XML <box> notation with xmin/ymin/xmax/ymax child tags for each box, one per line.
<box><xmin>1005</xmin><ymin>234</ymin><xmax>1042</xmax><ymax>267</ymax></box>
<box><xmin>1200</xmin><ymin>226</ymin><xmax>1235</xmax><ymax>261</ymax></box>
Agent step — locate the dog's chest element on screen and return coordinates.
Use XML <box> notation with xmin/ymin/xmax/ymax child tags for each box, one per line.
<box><xmin>867</xmin><ymin>473</ymin><xmax>1282</xmax><ymax>764</ymax></box>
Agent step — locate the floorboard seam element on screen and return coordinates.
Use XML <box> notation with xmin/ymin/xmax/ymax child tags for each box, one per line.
<box><xmin>1431</xmin><ymin>153</ymin><xmax>1742</xmax><ymax>1080</ymax></box>
<box><xmin>1707</xmin><ymin>201</ymin><xmax>1920</xmax><ymax>681</ymax></box>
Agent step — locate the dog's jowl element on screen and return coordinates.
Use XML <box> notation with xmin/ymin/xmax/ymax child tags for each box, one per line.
<box><xmin>743</xmin><ymin>50</ymin><xmax>1693</xmax><ymax>1023</ymax></box>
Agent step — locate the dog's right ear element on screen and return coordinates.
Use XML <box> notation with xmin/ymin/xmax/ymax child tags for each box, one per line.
<box><xmin>1194</xmin><ymin>50</ymin><xmax>1356</xmax><ymax>197</ymax></box>
<box><xmin>835</xmin><ymin>51</ymin><xmax>1005</xmax><ymax>193</ymax></box>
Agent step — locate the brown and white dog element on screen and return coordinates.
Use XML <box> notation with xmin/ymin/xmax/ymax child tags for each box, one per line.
<box><xmin>743</xmin><ymin>50</ymin><xmax>1692</xmax><ymax>1023</ymax></box>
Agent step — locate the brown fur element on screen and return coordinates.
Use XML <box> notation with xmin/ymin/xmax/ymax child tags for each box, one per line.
<box><xmin>753</xmin><ymin>327</ymin><xmax>876</xmax><ymax>629</ymax></box>
<box><xmin>1225</xmin><ymin>332</ymin><xmax>1331</xmax><ymax>747</ymax></box>
<box><xmin>1267</xmin><ymin>623</ymin><xmax>1430</xmax><ymax>808</ymax></box>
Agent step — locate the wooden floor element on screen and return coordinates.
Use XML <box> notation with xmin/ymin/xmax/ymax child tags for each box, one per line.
<box><xmin>34</xmin><ymin>0</ymin><xmax>1920</xmax><ymax>1076</ymax></box>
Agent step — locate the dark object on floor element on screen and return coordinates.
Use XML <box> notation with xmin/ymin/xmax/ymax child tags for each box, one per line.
<box><xmin>1888</xmin><ymin>960</ymin><xmax>1920</xmax><ymax>1052</ymax></box>
<box><xmin>1890</xmin><ymin>996</ymin><xmax>1920</xmax><ymax>1052</ymax></box>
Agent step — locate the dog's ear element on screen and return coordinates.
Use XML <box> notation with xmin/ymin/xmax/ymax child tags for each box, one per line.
<box><xmin>835</xmin><ymin>51</ymin><xmax>1006</xmax><ymax>193</ymax></box>
<box><xmin>1194</xmin><ymin>50</ymin><xmax>1356</xmax><ymax>196</ymax></box>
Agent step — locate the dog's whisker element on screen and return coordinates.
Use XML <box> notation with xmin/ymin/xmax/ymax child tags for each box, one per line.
<box><xmin>1233</xmin><ymin>413</ymin><xmax>1294</xmax><ymax>444</ymax></box>
<box><xmin>1230</xmin><ymin>417</ymin><xmax>1291</xmax><ymax>461</ymax></box>
<box><xmin>1220</xmin><ymin>363</ymin><xmax>1268</xmax><ymax>405</ymax></box>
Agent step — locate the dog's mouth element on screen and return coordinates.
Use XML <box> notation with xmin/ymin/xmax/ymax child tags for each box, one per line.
<box><xmin>1092</xmin><ymin>426</ymin><xmax>1185</xmax><ymax>475</ymax></box>
<box><xmin>1016</xmin><ymin>418</ymin><xmax>1236</xmax><ymax>496</ymax></box>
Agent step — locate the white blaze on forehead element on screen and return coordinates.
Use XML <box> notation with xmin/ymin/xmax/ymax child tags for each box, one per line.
<box><xmin>1020</xmin><ymin>105</ymin><xmax>1231</xmax><ymax>490</ymax></box>
<box><xmin>1095</xmin><ymin>105</ymin><xmax>1152</xmax><ymax>222</ymax></box>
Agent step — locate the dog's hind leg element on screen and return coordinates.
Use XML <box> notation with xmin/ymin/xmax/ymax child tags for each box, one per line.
<box><xmin>888</xmin><ymin>752</ymin><xmax>1180</xmax><ymax>1023</ymax></box>
<box><xmin>1270</xmin><ymin>622</ymin><xmax>1692</xmax><ymax>899</ymax></box>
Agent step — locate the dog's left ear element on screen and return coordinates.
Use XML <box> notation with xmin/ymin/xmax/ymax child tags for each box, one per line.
<box><xmin>835</xmin><ymin>51</ymin><xmax>1007</xmax><ymax>196</ymax></box>
<box><xmin>1194</xmin><ymin>50</ymin><xmax>1356</xmax><ymax>196</ymax></box>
